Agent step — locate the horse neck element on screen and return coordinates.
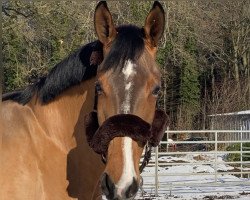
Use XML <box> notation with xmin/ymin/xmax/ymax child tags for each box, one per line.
<box><xmin>28</xmin><ymin>78</ymin><xmax>96</xmax><ymax>152</ymax></box>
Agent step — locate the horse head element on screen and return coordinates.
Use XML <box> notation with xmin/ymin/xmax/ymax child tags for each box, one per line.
<box><xmin>85</xmin><ymin>1</ymin><xmax>167</xmax><ymax>199</ymax></box>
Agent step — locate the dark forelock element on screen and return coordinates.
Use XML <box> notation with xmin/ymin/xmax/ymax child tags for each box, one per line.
<box><xmin>99</xmin><ymin>25</ymin><xmax>145</xmax><ymax>72</ymax></box>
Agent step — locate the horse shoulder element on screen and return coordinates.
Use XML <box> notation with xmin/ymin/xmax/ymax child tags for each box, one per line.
<box><xmin>1</xmin><ymin>101</ymin><xmax>45</xmax><ymax>198</ymax></box>
<box><xmin>1</xmin><ymin>101</ymin><xmax>73</xmax><ymax>199</ymax></box>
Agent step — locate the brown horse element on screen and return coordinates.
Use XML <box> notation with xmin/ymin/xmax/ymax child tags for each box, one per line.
<box><xmin>1</xmin><ymin>1</ymin><xmax>165</xmax><ymax>200</ymax></box>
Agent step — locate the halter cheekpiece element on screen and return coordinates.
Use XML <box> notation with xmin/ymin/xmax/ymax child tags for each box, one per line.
<box><xmin>84</xmin><ymin>109</ymin><xmax>168</xmax><ymax>173</ymax></box>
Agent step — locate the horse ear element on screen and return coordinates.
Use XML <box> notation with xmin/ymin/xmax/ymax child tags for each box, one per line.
<box><xmin>144</xmin><ymin>1</ymin><xmax>165</xmax><ymax>47</ymax></box>
<box><xmin>94</xmin><ymin>1</ymin><xmax>117</xmax><ymax>45</ymax></box>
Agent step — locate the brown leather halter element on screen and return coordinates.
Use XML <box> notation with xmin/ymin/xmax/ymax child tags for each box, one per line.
<box><xmin>84</xmin><ymin>109</ymin><xmax>168</xmax><ymax>173</ymax></box>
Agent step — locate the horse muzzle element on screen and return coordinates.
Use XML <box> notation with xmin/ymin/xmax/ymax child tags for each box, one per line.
<box><xmin>100</xmin><ymin>172</ymin><xmax>138</xmax><ymax>200</ymax></box>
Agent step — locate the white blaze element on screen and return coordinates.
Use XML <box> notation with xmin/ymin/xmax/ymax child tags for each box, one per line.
<box><xmin>121</xmin><ymin>60</ymin><xmax>136</xmax><ymax>114</ymax></box>
<box><xmin>116</xmin><ymin>137</ymin><xmax>136</xmax><ymax>196</ymax></box>
<box><xmin>122</xmin><ymin>60</ymin><xmax>136</xmax><ymax>80</ymax></box>
<box><xmin>116</xmin><ymin>60</ymin><xmax>137</xmax><ymax>196</ymax></box>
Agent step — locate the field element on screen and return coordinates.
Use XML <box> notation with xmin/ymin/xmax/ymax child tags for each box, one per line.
<box><xmin>136</xmin><ymin>152</ymin><xmax>250</xmax><ymax>200</ymax></box>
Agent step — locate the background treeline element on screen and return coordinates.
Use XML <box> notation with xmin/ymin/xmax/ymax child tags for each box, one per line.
<box><xmin>2</xmin><ymin>0</ymin><xmax>250</xmax><ymax>130</ymax></box>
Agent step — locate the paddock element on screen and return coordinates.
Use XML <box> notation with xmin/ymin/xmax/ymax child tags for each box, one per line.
<box><xmin>137</xmin><ymin>130</ymin><xmax>250</xmax><ymax>199</ymax></box>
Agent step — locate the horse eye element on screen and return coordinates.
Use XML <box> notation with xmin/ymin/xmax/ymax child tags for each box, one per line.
<box><xmin>95</xmin><ymin>82</ymin><xmax>103</xmax><ymax>95</ymax></box>
<box><xmin>152</xmin><ymin>86</ymin><xmax>161</xmax><ymax>96</ymax></box>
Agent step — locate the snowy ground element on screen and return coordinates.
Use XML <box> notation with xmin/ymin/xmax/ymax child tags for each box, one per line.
<box><xmin>135</xmin><ymin>153</ymin><xmax>250</xmax><ymax>200</ymax></box>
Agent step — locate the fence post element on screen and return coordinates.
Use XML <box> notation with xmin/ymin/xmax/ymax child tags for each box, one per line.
<box><xmin>215</xmin><ymin>131</ymin><xmax>218</xmax><ymax>183</ymax></box>
<box><xmin>166</xmin><ymin>127</ymin><xmax>169</xmax><ymax>152</ymax></box>
<box><xmin>240</xmin><ymin>128</ymin><xmax>243</xmax><ymax>178</ymax></box>
<box><xmin>155</xmin><ymin>146</ymin><xmax>159</xmax><ymax>197</ymax></box>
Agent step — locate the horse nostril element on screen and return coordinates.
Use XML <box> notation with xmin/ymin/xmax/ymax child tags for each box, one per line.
<box><xmin>101</xmin><ymin>173</ymin><xmax>115</xmax><ymax>199</ymax></box>
<box><xmin>125</xmin><ymin>178</ymin><xmax>138</xmax><ymax>198</ymax></box>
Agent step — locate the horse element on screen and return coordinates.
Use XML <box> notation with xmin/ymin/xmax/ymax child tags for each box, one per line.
<box><xmin>1</xmin><ymin>1</ymin><xmax>166</xmax><ymax>200</ymax></box>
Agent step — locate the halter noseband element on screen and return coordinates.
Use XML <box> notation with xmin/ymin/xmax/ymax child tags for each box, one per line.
<box><xmin>84</xmin><ymin>109</ymin><xmax>168</xmax><ymax>173</ymax></box>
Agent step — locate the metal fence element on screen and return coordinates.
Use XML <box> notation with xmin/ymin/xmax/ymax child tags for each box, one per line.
<box><xmin>140</xmin><ymin>130</ymin><xmax>250</xmax><ymax>197</ymax></box>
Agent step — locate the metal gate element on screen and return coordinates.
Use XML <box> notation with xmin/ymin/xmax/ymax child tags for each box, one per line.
<box><xmin>140</xmin><ymin>130</ymin><xmax>250</xmax><ymax>198</ymax></box>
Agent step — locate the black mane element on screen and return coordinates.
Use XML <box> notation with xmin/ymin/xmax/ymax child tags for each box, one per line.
<box><xmin>3</xmin><ymin>26</ymin><xmax>145</xmax><ymax>105</ymax></box>
<box><xmin>3</xmin><ymin>40</ymin><xmax>103</xmax><ymax>105</ymax></box>
<box><xmin>99</xmin><ymin>25</ymin><xmax>145</xmax><ymax>72</ymax></box>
